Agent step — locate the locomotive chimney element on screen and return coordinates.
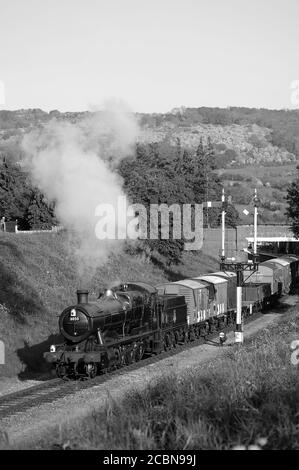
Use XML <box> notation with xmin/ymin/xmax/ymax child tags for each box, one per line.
<box><xmin>77</xmin><ymin>289</ymin><xmax>89</xmax><ymax>304</ymax></box>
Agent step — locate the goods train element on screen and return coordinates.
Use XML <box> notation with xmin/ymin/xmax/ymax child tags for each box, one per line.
<box><xmin>44</xmin><ymin>255</ymin><xmax>299</xmax><ymax>379</ymax></box>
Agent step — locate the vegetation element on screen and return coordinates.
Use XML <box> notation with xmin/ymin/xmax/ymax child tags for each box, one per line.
<box><xmin>139</xmin><ymin>107</ymin><xmax>299</xmax><ymax>160</ymax></box>
<box><xmin>13</xmin><ymin>306</ymin><xmax>299</xmax><ymax>450</ymax></box>
<box><xmin>119</xmin><ymin>139</ymin><xmax>221</xmax><ymax>264</ymax></box>
<box><xmin>204</xmin><ymin>204</ymin><xmax>241</xmax><ymax>228</ymax></box>
<box><xmin>217</xmin><ymin>164</ymin><xmax>295</xmax><ymax>224</ymax></box>
<box><xmin>0</xmin><ymin>159</ymin><xmax>55</xmax><ymax>229</ymax></box>
<box><xmin>286</xmin><ymin>167</ymin><xmax>299</xmax><ymax>237</ymax></box>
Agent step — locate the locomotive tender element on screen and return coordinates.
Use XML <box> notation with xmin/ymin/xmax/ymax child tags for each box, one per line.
<box><xmin>44</xmin><ymin>255</ymin><xmax>299</xmax><ymax>379</ymax></box>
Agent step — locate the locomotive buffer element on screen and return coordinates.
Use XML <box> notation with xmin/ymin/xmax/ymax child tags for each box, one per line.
<box><xmin>219</xmin><ymin>189</ymin><xmax>260</xmax><ymax>344</ymax></box>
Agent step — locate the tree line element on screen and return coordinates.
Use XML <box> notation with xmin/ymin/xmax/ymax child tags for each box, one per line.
<box><xmin>0</xmin><ymin>158</ymin><xmax>56</xmax><ymax>230</ymax></box>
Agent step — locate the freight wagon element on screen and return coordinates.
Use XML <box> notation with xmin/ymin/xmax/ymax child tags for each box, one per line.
<box><xmin>266</xmin><ymin>258</ymin><xmax>291</xmax><ymax>295</ymax></box>
<box><xmin>156</xmin><ymin>279</ymin><xmax>212</xmax><ymax>338</ymax></box>
<box><xmin>243</xmin><ymin>262</ymin><xmax>282</xmax><ymax>298</ymax></box>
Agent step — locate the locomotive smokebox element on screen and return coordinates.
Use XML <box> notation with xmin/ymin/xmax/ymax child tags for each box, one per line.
<box><xmin>77</xmin><ymin>289</ymin><xmax>89</xmax><ymax>304</ymax></box>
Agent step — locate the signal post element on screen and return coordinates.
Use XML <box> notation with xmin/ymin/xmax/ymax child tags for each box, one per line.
<box><xmin>219</xmin><ymin>188</ymin><xmax>260</xmax><ymax>344</ymax></box>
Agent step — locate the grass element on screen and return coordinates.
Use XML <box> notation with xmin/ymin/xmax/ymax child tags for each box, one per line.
<box><xmin>0</xmin><ymin>232</ymin><xmax>219</xmax><ymax>377</ymax></box>
<box><xmin>15</xmin><ymin>306</ymin><xmax>299</xmax><ymax>450</ymax></box>
<box><xmin>217</xmin><ymin>163</ymin><xmax>296</xmax><ymax>180</ymax></box>
<box><xmin>217</xmin><ymin>163</ymin><xmax>295</xmax><ymax>224</ymax></box>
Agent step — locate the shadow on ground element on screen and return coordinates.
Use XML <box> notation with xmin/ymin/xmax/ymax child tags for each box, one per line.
<box><xmin>17</xmin><ymin>333</ymin><xmax>64</xmax><ymax>380</ymax></box>
<box><xmin>267</xmin><ymin>301</ymin><xmax>294</xmax><ymax>314</ymax></box>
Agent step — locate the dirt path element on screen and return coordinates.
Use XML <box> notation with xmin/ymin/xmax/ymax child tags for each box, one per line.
<box><xmin>2</xmin><ymin>299</ymin><xmax>296</xmax><ymax>449</ymax></box>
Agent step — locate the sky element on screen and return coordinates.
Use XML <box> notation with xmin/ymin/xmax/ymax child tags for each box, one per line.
<box><xmin>0</xmin><ymin>0</ymin><xmax>299</xmax><ymax>113</ymax></box>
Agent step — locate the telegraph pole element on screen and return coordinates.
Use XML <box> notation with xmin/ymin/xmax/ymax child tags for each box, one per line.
<box><xmin>220</xmin><ymin>188</ymin><xmax>260</xmax><ymax>345</ymax></box>
<box><xmin>221</xmin><ymin>188</ymin><xmax>226</xmax><ymax>260</ymax></box>
<box><xmin>235</xmin><ymin>269</ymin><xmax>243</xmax><ymax>343</ymax></box>
<box><xmin>206</xmin><ymin>174</ymin><xmax>209</xmax><ymax>228</ymax></box>
<box><xmin>253</xmin><ymin>188</ymin><xmax>259</xmax><ymax>262</ymax></box>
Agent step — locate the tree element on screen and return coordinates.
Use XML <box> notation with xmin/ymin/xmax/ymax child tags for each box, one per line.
<box><xmin>119</xmin><ymin>139</ymin><xmax>222</xmax><ymax>264</ymax></box>
<box><xmin>25</xmin><ymin>188</ymin><xmax>56</xmax><ymax>230</ymax></box>
<box><xmin>286</xmin><ymin>178</ymin><xmax>299</xmax><ymax>237</ymax></box>
<box><xmin>217</xmin><ymin>204</ymin><xmax>240</xmax><ymax>228</ymax></box>
<box><xmin>193</xmin><ymin>138</ymin><xmax>221</xmax><ymax>205</ymax></box>
<box><xmin>204</xmin><ymin>204</ymin><xmax>240</xmax><ymax>228</ymax></box>
<box><xmin>0</xmin><ymin>159</ymin><xmax>31</xmax><ymax>227</ymax></box>
<box><xmin>206</xmin><ymin>136</ymin><xmax>217</xmax><ymax>170</ymax></box>
<box><xmin>196</xmin><ymin>138</ymin><xmax>205</xmax><ymax>168</ymax></box>
<box><xmin>0</xmin><ymin>159</ymin><xmax>56</xmax><ymax>230</ymax></box>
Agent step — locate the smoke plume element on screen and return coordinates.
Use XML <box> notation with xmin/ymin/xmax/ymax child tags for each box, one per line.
<box><xmin>22</xmin><ymin>101</ymin><xmax>139</xmax><ymax>284</ymax></box>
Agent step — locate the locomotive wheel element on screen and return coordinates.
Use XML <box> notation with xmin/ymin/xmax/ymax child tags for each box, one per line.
<box><xmin>125</xmin><ymin>345</ymin><xmax>136</xmax><ymax>365</ymax></box>
<box><xmin>113</xmin><ymin>348</ymin><xmax>120</xmax><ymax>368</ymax></box>
<box><xmin>163</xmin><ymin>332</ymin><xmax>175</xmax><ymax>350</ymax></box>
<box><xmin>163</xmin><ymin>335</ymin><xmax>168</xmax><ymax>351</ymax></box>
<box><xmin>163</xmin><ymin>333</ymin><xmax>170</xmax><ymax>351</ymax></box>
<box><xmin>189</xmin><ymin>329</ymin><xmax>196</xmax><ymax>341</ymax></box>
<box><xmin>183</xmin><ymin>330</ymin><xmax>188</xmax><ymax>344</ymax></box>
<box><xmin>194</xmin><ymin>327</ymin><xmax>200</xmax><ymax>339</ymax></box>
<box><xmin>99</xmin><ymin>355</ymin><xmax>110</xmax><ymax>374</ymax></box>
<box><xmin>56</xmin><ymin>363</ymin><xmax>67</xmax><ymax>379</ymax></box>
<box><xmin>169</xmin><ymin>332</ymin><xmax>175</xmax><ymax>348</ymax></box>
<box><xmin>114</xmin><ymin>347</ymin><xmax>124</xmax><ymax>368</ymax></box>
<box><xmin>85</xmin><ymin>363</ymin><xmax>97</xmax><ymax>379</ymax></box>
<box><xmin>135</xmin><ymin>343</ymin><xmax>144</xmax><ymax>361</ymax></box>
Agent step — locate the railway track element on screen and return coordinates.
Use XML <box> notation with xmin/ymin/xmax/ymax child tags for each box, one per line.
<box><xmin>0</xmin><ymin>305</ymin><xmax>284</xmax><ymax>422</ymax></box>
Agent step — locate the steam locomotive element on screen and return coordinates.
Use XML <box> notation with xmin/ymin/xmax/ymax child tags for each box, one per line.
<box><xmin>44</xmin><ymin>283</ymin><xmax>188</xmax><ymax>379</ymax></box>
<box><xmin>44</xmin><ymin>255</ymin><xmax>299</xmax><ymax>379</ymax></box>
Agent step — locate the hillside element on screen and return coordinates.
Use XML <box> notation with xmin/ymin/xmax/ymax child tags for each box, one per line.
<box><xmin>0</xmin><ymin>232</ymin><xmax>219</xmax><ymax>377</ymax></box>
<box><xmin>1</xmin><ymin>107</ymin><xmax>298</xmax><ymax>225</ymax></box>
<box><xmin>216</xmin><ymin>163</ymin><xmax>296</xmax><ymax>224</ymax></box>
<box><xmin>138</xmin><ymin>107</ymin><xmax>299</xmax><ymax>161</ymax></box>
<box><xmin>1</xmin><ymin>107</ymin><xmax>299</xmax><ymax>167</ymax></box>
<box><xmin>138</xmin><ymin>122</ymin><xmax>295</xmax><ymax>166</ymax></box>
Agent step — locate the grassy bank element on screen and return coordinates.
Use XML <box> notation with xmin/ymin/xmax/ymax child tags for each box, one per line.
<box><xmin>0</xmin><ymin>232</ymin><xmax>218</xmax><ymax>377</ymax></box>
<box><xmin>20</xmin><ymin>307</ymin><xmax>299</xmax><ymax>450</ymax></box>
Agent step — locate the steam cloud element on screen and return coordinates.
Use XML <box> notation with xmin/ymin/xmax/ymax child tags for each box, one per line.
<box><xmin>22</xmin><ymin>101</ymin><xmax>139</xmax><ymax>284</ymax></box>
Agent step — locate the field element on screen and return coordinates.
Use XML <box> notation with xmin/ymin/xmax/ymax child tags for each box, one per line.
<box><xmin>0</xmin><ymin>232</ymin><xmax>219</xmax><ymax>377</ymax></box>
<box><xmin>11</xmin><ymin>304</ymin><xmax>299</xmax><ymax>450</ymax></box>
<box><xmin>217</xmin><ymin>164</ymin><xmax>296</xmax><ymax>223</ymax></box>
